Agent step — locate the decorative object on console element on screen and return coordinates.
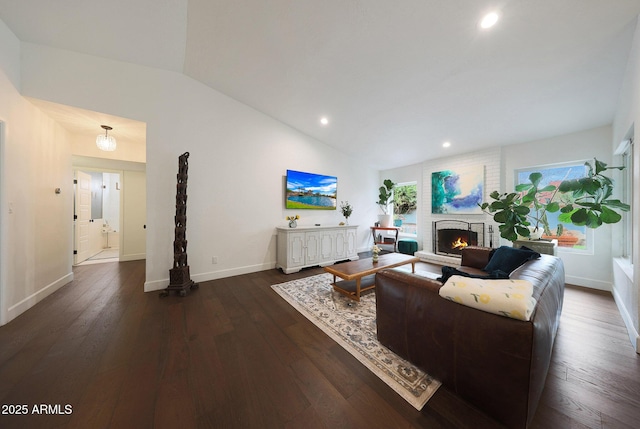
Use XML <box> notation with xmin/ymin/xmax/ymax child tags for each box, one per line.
<box><xmin>339</xmin><ymin>200</ymin><xmax>352</xmax><ymax>224</ymax></box>
<box><xmin>431</xmin><ymin>165</ymin><xmax>484</xmax><ymax>214</ymax></box>
<box><xmin>376</xmin><ymin>179</ymin><xmax>396</xmax><ymax>227</ymax></box>
<box><xmin>286</xmin><ymin>214</ymin><xmax>299</xmax><ymax>228</ymax></box>
<box><xmin>479</xmin><ymin>158</ymin><xmax>630</xmax><ymax>242</ymax></box>
<box><xmin>161</xmin><ymin>152</ymin><xmax>199</xmax><ymax>297</ymax></box>
<box><xmin>285</xmin><ymin>169</ymin><xmax>337</xmax><ymax>210</ymax></box>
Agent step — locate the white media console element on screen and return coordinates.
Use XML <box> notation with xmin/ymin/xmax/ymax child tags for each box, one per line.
<box><xmin>276</xmin><ymin>225</ymin><xmax>359</xmax><ymax>274</ymax></box>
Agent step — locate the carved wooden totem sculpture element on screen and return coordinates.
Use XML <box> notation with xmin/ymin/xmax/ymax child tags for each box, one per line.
<box><xmin>161</xmin><ymin>152</ymin><xmax>199</xmax><ymax>297</ymax></box>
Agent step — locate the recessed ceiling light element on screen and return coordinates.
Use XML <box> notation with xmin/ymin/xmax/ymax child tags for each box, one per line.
<box><xmin>320</xmin><ymin>117</ymin><xmax>329</xmax><ymax>126</ymax></box>
<box><xmin>443</xmin><ymin>141</ymin><xmax>451</xmax><ymax>148</ymax></box>
<box><xmin>480</xmin><ymin>12</ymin><xmax>499</xmax><ymax>29</ymax></box>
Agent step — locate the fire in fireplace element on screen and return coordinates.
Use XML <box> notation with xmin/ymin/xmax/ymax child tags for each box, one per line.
<box><xmin>433</xmin><ymin>220</ymin><xmax>485</xmax><ymax>257</ymax></box>
<box><xmin>451</xmin><ymin>236</ymin><xmax>469</xmax><ymax>250</ymax></box>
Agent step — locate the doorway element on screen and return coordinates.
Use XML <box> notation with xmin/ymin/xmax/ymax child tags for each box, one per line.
<box><xmin>74</xmin><ymin>169</ymin><xmax>122</xmax><ymax>265</ymax></box>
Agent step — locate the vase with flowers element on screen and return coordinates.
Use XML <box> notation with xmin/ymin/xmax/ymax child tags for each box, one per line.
<box><xmin>340</xmin><ymin>200</ymin><xmax>353</xmax><ymax>225</ymax></box>
<box><xmin>372</xmin><ymin>244</ymin><xmax>381</xmax><ymax>263</ymax></box>
<box><xmin>286</xmin><ymin>214</ymin><xmax>299</xmax><ymax>228</ymax></box>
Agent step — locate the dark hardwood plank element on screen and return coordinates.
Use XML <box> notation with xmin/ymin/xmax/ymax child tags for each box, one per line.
<box><xmin>0</xmin><ymin>259</ymin><xmax>638</xmax><ymax>428</ymax></box>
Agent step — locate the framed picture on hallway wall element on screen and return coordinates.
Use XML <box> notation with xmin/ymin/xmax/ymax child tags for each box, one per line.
<box><xmin>431</xmin><ymin>165</ymin><xmax>484</xmax><ymax>214</ymax></box>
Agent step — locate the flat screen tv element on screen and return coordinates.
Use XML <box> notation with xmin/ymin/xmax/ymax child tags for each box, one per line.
<box><xmin>286</xmin><ymin>169</ymin><xmax>337</xmax><ymax>210</ymax></box>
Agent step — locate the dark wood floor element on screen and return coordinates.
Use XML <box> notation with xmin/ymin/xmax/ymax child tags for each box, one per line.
<box><xmin>0</xmin><ymin>258</ymin><xmax>638</xmax><ymax>428</ymax></box>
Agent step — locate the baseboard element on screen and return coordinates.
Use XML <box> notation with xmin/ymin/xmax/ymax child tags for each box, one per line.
<box><xmin>144</xmin><ymin>261</ymin><xmax>277</xmax><ymax>292</ymax></box>
<box><xmin>120</xmin><ymin>253</ymin><xmax>145</xmax><ymax>262</ymax></box>
<box><xmin>6</xmin><ymin>272</ymin><xmax>74</xmax><ymax>324</ymax></box>
<box><xmin>564</xmin><ymin>275</ymin><xmax>610</xmax><ymax>291</ymax></box>
<box><xmin>611</xmin><ymin>286</ymin><xmax>640</xmax><ymax>354</ymax></box>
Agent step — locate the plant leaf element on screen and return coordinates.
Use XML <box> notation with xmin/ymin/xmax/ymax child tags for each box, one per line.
<box><xmin>602</xmin><ymin>199</ymin><xmax>630</xmax><ymax>211</ymax></box>
<box><xmin>585</xmin><ymin>210</ymin><xmax>602</xmax><ymax>228</ymax></box>
<box><xmin>600</xmin><ymin>205</ymin><xmax>622</xmax><ymax>223</ymax></box>
<box><xmin>529</xmin><ymin>172</ymin><xmax>543</xmax><ymax>187</ymax></box>
<box><xmin>546</xmin><ymin>202</ymin><xmax>560</xmax><ymax>212</ymax></box>
<box><xmin>570</xmin><ymin>208</ymin><xmax>588</xmax><ymax>225</ymax></box>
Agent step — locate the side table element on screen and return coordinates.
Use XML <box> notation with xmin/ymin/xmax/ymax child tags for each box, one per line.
<box><xmin>371</xmin><ymin>226</ymin><xmax>400</xmax><ymax>252</ymax></box>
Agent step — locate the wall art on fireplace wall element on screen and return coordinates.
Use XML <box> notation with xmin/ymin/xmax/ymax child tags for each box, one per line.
<box><xmin>431</xmin><ymin>165</ymin><xmax>484</xmax><ymax>214</ymax></box>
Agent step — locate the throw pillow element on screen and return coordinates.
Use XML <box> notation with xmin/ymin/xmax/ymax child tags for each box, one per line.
<box><xmin>483</xmin><ymin>245</ymin><xmax>540</xmax><ymax>274</ymax></box>
<box><xmin>439</xmin><ymin>275</ymin><xmax>537</xmax><ymax>321</ymax></box>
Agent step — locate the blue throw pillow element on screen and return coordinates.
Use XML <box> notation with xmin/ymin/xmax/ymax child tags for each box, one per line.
<box><xmin>483</xmin><ymin>246</ymin><xmax>541</xmax><ymax>274</ymax></box>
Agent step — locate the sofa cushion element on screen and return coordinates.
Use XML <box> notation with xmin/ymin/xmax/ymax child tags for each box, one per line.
<box><xmin>439</xmin><ymin>275</ymin><xmax>537</xmax><ymax>321</ymax></box>
<box><xmin>483</xmin><ymin>245</ymin><xmax>540</xmax><ymax>274</ymax></box>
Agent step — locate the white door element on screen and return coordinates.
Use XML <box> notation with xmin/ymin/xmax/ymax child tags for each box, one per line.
<box><xmin>121</xmin><ymin>170</ymin><xmax>147</xmax><ymax>260</ymax></box>
<box><xmin>74</xmin><ymin>171</ymin><xmax>92</xmax><ymax>264</ymax></box>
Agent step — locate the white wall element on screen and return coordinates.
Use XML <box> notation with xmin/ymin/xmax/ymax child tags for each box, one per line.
<box><xmin>17</xmin><ymin>42</ymin><xmax>379</xmax><ymax>291</ymax></box>
<box><xmin>612</xmin><ymin>16</ymin><xmax>640</xmax><ymax>352</ymax></box>
<box><xmin>0</xmin><ymin>20</ymin><xmax>74</xmax><ymax>324</ymax></box>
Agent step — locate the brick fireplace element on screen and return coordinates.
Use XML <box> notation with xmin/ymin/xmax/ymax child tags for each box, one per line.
<box><xmin>432</xmin><ymin>220</ymin><xmax>485</xmax><ymax>257</ymax></box>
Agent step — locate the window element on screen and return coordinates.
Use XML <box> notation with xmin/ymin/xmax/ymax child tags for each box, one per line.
<box><xmin>393</xmin><ymin>182</ymin><xmax>417</xmax><ymax>235</ymax></box>
<box><xmin>515</xmin><ymin>161</ymin><xmax>592</xmax><ymax>253</ymax></box>
<box><xmin>618</xmin><ymin>137</ymin><xmax>634</xmax><ymax>260</ymax></box>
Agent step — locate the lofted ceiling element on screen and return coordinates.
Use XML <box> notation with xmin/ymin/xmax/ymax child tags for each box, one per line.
<box><xmin>2</xmin><ymin>0</ymin><xmax>640</xmax><ymax>169</ymax></box>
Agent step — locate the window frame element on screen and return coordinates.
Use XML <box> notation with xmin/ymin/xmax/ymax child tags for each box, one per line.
<box><xmin>394</xmin><ymin>181</ymin><xmax>418</xmax><ymax>237</ymax></box>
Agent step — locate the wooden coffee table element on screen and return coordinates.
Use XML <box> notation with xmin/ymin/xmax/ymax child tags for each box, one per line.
<box><xmin>324</xmin><ymin>253</ymin><xmax>420</xmax><ymax>301</ymax></box>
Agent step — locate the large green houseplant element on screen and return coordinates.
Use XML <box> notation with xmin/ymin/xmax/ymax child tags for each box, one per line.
<box><xmin>479</xmin><ymin>159</ymin><xmax>630</xmax><ymax>242</ymax></box>
<box><xmin>377</xmin><ymin>179</ymin><xmax>396</xmax><ymax>227</ymax></box>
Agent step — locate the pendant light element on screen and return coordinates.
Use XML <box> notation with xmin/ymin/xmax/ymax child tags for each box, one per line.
<box><xmin>96</xmin><ymin>125</ymin><xmax>116</xmax><ymax>151</ymax></box>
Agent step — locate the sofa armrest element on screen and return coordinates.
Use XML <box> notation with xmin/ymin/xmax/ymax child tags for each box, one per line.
<box><xmin>375</xmin><ymin>269</ymin><xmax>443</xmax><ymax>362</ymax></box>
<box><xmin>461</xmin><ymin>246</ymin><xmax>493</xmax><ymax>269</ymax></box>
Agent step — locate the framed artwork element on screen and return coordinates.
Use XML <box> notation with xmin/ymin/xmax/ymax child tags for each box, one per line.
<box><xmin>432</xmin><ymin>166</ymin><xmax>484</xmax><ymax>214</ymax></box>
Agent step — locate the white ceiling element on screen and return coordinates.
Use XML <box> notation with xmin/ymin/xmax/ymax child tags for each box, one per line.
<box><xmin>2</xmin><ymin>0</ymin><xmax>640</xmax><ymax>169</ymax></box>
<box><xmin>26</xmin><ymin>98</ymin><xmax>147</xmax><ymax>151</ymax></box>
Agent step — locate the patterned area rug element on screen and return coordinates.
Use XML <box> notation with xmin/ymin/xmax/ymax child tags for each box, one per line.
<box><xmin>271</xmin><ymin>273</ymin><xmax>441</xmax><ymax>410</ymax></box>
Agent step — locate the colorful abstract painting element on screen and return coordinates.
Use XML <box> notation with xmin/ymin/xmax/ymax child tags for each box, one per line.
<box><xmin>432</xmin><ymin>166</ymin><xmax>484</xmax><ymax>214</ymax></box>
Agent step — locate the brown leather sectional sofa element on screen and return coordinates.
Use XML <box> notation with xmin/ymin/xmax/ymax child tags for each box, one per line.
<box><xmin>375</xmin><ymin>246</ymin><xmax>565</xmax><ymax>428</ymax></box>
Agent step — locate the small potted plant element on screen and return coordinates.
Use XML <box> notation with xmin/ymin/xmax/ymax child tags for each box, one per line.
<box><xmin>340</xmin><ymin>201</ymin><xmax>353</xmax><ymax>225</ymax></box>
<box><xmin>480</xmin><ymin>158</ymin><xmax>630</xmax><ymax>242</ymax></box>
<box><xmin>377</xmin><ymin>179</ymin><xmax>396</xmax><ymax>227</ymax></box>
